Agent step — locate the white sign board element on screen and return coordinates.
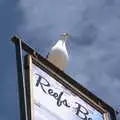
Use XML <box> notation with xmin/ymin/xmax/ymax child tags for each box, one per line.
<box><xmin>30</xmin><ymin>63</ymin><xmax>104</xmax><ymax>120</ymax></box>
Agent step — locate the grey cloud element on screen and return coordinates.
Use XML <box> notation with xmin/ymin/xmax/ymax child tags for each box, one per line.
<box><xmin>71</xmin><ymin>24</ymin><xmax>97</xmax><ymax>46</ymax></box>
<box><xmin>18</xmin><ymin>24</ymin><xmax>53</xmax><ymax>56</ymax></box>
<box><xmin>104</xmin><ymin>0</ymin><xmax>115</xmax><ymax>6</ymax></box>
<box><xmin>87</xmin><ymin>73</ymin><xmax>120</xmax><ymax>107</ymax></box>
<box><xmin>19</xmin><ymin>0</ymin><xmax>86</xmax><ymax>38</ymax></box>
<box><xmin>107</xmin><ymin>60</ymin><xmax>120</xmax><ymax>80</ymax></box>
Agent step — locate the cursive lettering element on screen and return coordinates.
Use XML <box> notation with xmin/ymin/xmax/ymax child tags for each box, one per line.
<box><xmin>75</xmin><ymin>102</ymin><xmax>92</xmax><ymax>120</ymax></box>
<box><xmin>35</xmin><ymin>73</ymin><xmax>70</xmax><ymax>108</ymax></box>
<box><xmin>35</xmin><ymin>73</ymin><xmax>50</xmax><ymax>93</ymax></box>
<box><xmin>34</xmin><ymin>73</ymin><xmax>92</xmax><ymax>120</ymax></box>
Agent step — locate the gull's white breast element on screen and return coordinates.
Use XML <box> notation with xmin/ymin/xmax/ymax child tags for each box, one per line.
<box><xmin>47</xmin><ymin>39</ymin><xmax>69</xmax><ymax>71</ymax></box>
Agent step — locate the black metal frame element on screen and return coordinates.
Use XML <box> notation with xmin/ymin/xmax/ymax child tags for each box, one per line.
<box><xmin>12</xmin><ymin>36</ymin><xmax>28</xmax><ymax>120</ymax></box>
<box><xmin>11</xmin><ymin>36</ymin><xmax>116</xmax><ymax>120</ymax></box>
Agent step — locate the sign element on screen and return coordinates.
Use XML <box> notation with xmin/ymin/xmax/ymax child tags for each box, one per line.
<box><xmin>24</xmin><ymin>55</ymin><xmax>116</xmax><ymax>120</ymax></box>
<box><xmin>32</xmin><ymin>64</ymin><xmax>103</xmax><ymax>120</ymax></box>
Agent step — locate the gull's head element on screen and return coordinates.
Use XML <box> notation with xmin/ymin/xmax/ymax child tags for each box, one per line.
<box><xmin>60</xmin><ymin>32</ymin><xmax>70</xmax><ymax>41</ymax></box>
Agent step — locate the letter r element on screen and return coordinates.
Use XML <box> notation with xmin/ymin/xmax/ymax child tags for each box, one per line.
<box><xmin>35</xmin><ymin>73</ymin><xmax>50</xmax><ymax>93</ymax></box>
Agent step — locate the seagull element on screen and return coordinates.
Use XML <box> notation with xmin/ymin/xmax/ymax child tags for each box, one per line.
<box><xmin>47</xmin><ymin>33</ymin><xmax>70</xmax><ymax>71</ymax></box>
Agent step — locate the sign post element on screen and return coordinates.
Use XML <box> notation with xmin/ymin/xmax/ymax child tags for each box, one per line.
<box><xmin>12</xmin><ymin>36</ymin><xmax>28</xmax><ymax>120</ymax></box>
<box><xmin>12</xmin><ymin>36</ymin><xmax>116</xmax><ymax>120</ymax></box>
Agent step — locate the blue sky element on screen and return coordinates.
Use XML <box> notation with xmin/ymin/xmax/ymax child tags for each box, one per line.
<box><xmin>0</xmin><ymin>0</ymin><xmax>120</xmax><ymax>119</ymax></box>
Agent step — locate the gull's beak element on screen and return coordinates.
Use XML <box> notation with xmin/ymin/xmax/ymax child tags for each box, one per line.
<box><xmin>60</xmin><ymin>32</ymin><xmax>71</xmax><ymax>40</ymax></box>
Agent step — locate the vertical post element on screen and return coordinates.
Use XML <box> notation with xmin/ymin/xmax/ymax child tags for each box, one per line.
<box><xmin>13</xmin><ymin>37</ymin><xmax>28</xmax><ymax>120</ymax></box>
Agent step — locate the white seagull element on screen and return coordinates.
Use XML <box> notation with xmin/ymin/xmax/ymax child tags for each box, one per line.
<box><xmin>47</xmin><ymin>33</ymin><xmax>70</xmax><ymax>71</ymax></box>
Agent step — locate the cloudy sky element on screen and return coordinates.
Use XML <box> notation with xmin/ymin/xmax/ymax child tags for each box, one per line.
<box><xmin>0</xmin><ymin>0</ymin><xmax>120</xmax><ymax>119</ymax></box>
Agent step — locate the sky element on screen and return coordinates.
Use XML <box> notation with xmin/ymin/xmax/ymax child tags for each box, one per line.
<box><xmin>0</xmin><ymin>0</ymin><xmax>120</xmax><ymax>120</ymax></box>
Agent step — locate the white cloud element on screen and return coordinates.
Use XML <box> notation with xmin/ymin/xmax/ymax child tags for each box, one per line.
<box><xmin>19</xmin><ymin>0</ymin><xmax>86</xmax><ymax>37</ymax></box>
